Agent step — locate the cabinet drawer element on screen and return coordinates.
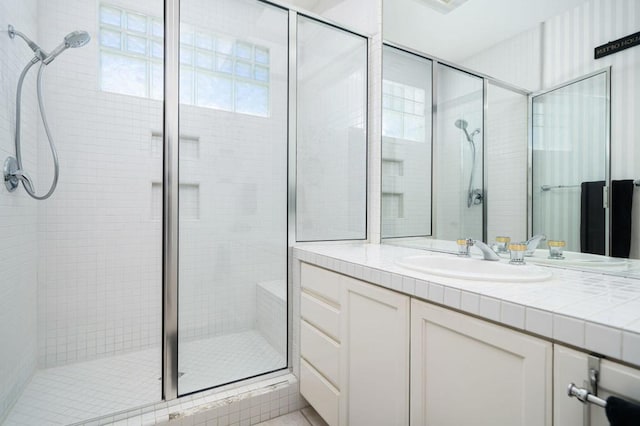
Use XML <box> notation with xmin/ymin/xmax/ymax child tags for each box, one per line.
<box><xmin>301</xmin><ymin>292</ymin><xmax>340</xmax><ymax>342</ymax></box>
<box><xmin>300</xmin><ymin>358</ymin><xmax>339</xmax><ymax>426</ymax></box>
<box><xmin>301</xmin><ymin>263</ymin><xmax>341</xmax><ymax>306</ymax></box>
<box><xmin>301</xmin><ymin>320</ymin><xmax>340</xmax><ymax>387</ymax></box>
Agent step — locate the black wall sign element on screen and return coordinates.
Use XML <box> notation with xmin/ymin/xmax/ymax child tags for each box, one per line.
<box><xmin>595</xmin><ymin>31</ymin><xmax>640</xmax><ymax>59</ymax></box>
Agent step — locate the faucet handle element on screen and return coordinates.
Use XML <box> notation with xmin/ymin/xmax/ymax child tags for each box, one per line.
<box><xmin>456</xmin><ymin>239</ymin><xmax>471</xmax><ymax>256</ymax></box>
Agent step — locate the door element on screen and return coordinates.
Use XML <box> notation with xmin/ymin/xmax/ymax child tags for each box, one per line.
<box><xmin>554</xmin><ymin>344</ymin><xmax>640</xmax><ymax>425</ymax></box>
<box><xmin>177</xmin><ymin>0</ymin><xmax>289</xmax><ymax>395</ymax></box>
<box><xmin>411</xmin><ymin>299</ymin><xmax>552</xmax><ymax>426</ymax></box>
<box><xmin>340</xmin><ymin>276</ymin><xmax>410</xmax><ymax>426</ymax></box>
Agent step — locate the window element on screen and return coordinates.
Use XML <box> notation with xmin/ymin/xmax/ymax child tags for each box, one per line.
<box><xmin>382</xmin><ymin>80</ymin><xmax>426</xmax><ymax>142</ymax></box>
<box><xmin>99</xmin><ymin>4</ymin><xmax>271</xmax><ymax>117</ymax></box>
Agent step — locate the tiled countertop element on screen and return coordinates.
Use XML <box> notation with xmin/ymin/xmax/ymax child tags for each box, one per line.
<box><xmin>293</xmin><ymin>242</ymin><xmax>640</xmax><ymax>368</ymax></box>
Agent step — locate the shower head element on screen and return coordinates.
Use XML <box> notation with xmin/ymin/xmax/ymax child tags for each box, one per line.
<box><xmin>8</xmin><ymin>25</ymin><xmax>46</xmax><ymax>59</ymax></box>
<box><xmin>454</xmin><ymin>119</ymin><xmax>480</xmax><ymax>142</ymax></box>
<box><xmin>454</xmin><ymin>119</ymin><xmax>468</xmax><ymax>131</ymax></box>
<box><xmin>42</xmin><ymin>30</ymin><xmax>90</xmax><ymax>65</ymax></box>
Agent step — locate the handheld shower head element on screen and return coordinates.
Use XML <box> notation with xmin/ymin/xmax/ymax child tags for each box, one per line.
<box><xmin>43</xmin><ymin>31</ymin><xmax>90</xmax><ymax>65</ymax></box>
<box><xmin>454</xmin><ymin>119</ymin><xmax>468</xmax><ymax>131</ymax></box>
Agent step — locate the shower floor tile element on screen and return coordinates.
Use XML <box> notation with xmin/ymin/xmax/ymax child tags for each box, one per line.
<box><xmin>179</xmin><ymin>329</ymin><xmax>286</xmax><ymax>395</ymax></box>
<box><xmin>4</xmin><ymin>330</ymin><xmax>285</xmax><ymax>425</ymax></box>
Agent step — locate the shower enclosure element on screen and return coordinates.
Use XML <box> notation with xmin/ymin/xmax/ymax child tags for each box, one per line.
<box><xmin>381</xmin><ymin>44</ymin><xmax>529</xmax><ymax>245</ymax></box>
<box><xmin>0</xmin><ymin>0</ymin><xmax>367</xmax><ymax>424</ymax></box>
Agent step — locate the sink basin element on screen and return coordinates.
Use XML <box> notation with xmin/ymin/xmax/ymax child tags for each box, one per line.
<box><xmin>397</xmin><ymin>255</ymin><xmax>553</xmax><ymax>283</ymax></box>
<box><xmin>526</xmin><ymin>250</ymin><xmax>628</xmax><ymax>268</ymax></box>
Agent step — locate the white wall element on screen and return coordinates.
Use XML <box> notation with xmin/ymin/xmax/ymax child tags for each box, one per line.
<box><xmin>0</xmin><ymin>0</ymin><xmax>40</xmax><ymax>420</ymax></box>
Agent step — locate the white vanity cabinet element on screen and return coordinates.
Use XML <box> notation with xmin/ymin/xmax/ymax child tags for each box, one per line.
<box><xmin>299</xmin><ymin>263</ymin><xmax>410</xmax><ymax>426</ymax></box>
<box><xmin>410</xmin><ymin>299</ymin><xmax>552</xmax><ymax>426</ymax></box>
<box><xmin>554</xmin><ymin>344</ymin><xmax>640</xmax><ymax>425</ymax></box>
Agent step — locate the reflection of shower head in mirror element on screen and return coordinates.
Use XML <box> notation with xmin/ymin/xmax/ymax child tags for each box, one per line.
<box><xmin>455</xmin><ymin>119</ymin><xmax>482</xmax><ymax>208</ymax></box>
<box><xmin>454</xmin><ymin>119</ymin><xmax>480</xmax><ymax>143</ymax></box>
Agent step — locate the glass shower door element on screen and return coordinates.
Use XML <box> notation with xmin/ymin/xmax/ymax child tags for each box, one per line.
<box><xmin>177</xmin><ymin>0</ymin><xmax>288</xmax><ymax>395</ymax></box>
<box><xmin>435</xmin><ymin>64</ymin><xmax>484</xmax><ymax>241</ymax></box>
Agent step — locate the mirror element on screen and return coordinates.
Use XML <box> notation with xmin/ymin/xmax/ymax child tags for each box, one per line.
<box><xmin>381</xmin><ymin>0</ymin><xmax>640</xmax><ymax>278</ymax></box>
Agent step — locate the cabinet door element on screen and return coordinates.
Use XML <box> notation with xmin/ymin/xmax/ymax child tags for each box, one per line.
<box><xmin>411</xmin><ymin>300</ymin><xmax>552</xmax><ymax>426</ymax></box>
<box><xmin>554</xmin><ymin>344</ymin><xmax>640</xmax><ymax>426</ymax></box>
<box><xmin>340</xmin><ymin>276</ymin><xmax>410</xmax><ymax>426</ymax></box>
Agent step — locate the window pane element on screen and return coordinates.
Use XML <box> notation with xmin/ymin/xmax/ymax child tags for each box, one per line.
<box><xmin>216</xmin><ymin>55</ymin><xmax>232</xmax><ymax>73</ymax></box>
<box><xmin>126</xmin><ymin>34</ymin><xmax>147</xmax><ymax>54</ymax></box>
<box><xmin>181</xmin><ymin>29</ymin><xmax>193</xmax><ymax>45</ymax></box>
<box><xmin>152</xmin><ymin>20</ymin><xmax>164</xmax><ymax>38</ymax></box>
<box><xmin>235</xmin><ymin>41</ymin><xmax>252</xmax><ymax>59</ymax></box>
<box><xmin>180</xmin><ymin>48</ymin><xmax>193</xmax><ymax>65</ymax></box>
<box><xmin>404</xmin><ymin>114</ymin><xmax>425</xmax><ymax>142</ymax></box>
<box><xmin>195</xmin><ymin>33</ymin><xmax>213</xmax><ymax>50</ymax></box>
<box><xmin>235</xmin><ymin>60</ymin><xmax>251</xmax><ymax>78</ymax></box>
<box><xmin>152</xmin><ymin>41</ymin><xmax>163</xmax><ymax>59</ymax></box>
<box><xmin>101</xmin><ymin>52</ymin><xmax>147</xmax><ymax>97</ymax></box>
<box><xmin>127</xmin><ymin>13</ymin><xmax>147</xmax><ymax>33</ymax></box>
<box><xmin>180</xmin><ymin>66</ymin><xmax>193</xmax><ymax>104</ymax></box>
<box><xmin>196</xmin><ymin>73</ymin><xmax>232</xmax><ymax>110</ymax></box>
<box><xmin>254</xmin><ymin>65</ymin><xmax>268</xmax><ymax>82</ymax></box>
<box><xmin>216</xmin><ymin>38</ymin><xmax>234</xmax><ymax>55</ymax></box>
<box><xmin>196</xmin><ymin>52</ymin><xmax>214</xmax><ymax>70</ymax></box>
<box><xmin>151</xmin><ymin>62</ymin><xmax>163</xmax><ymax>100</ymax></box>
<box><xmin>382</xmin><ymin>110</ymin><xmax>403</xmax><ymax>139</ymax></box>
<box><xmin>100</xmin><ymin>7</ymin><xmax>122</xmax><ymax>26</ymax></box>
<box><xmin>100</xmin><ymin>29</ymin><xmax>121</xmax><ymax>49</ymax></box>
<box><xmin>235</xmin><ymin>82</ymin><xmax>268</xmax><ymax>116</ymax></box>
<box><xmin>255</xmin><ymin>47</ymin><xmax>269</xmax><ymax>64</ymax></box>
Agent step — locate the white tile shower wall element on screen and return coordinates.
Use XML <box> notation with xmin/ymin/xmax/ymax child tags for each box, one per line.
<box><xmin>462</xmin><ymin>0</ymin><xmax>640</xmax><ymax>258</ymax></box>
<box><xmin>36</xmin><ymin>0</ymin><xmax>163</xmax><ymax>368</ymax></box>
<box><xmin>485</xmin><ymin>84</ymin><xmax>528</xmax><ymax>243</ymax></box>
<box><xmin>0</xmin><ymin>0</ymin><xmax>39</xmax><ymax>420</ymax></box>
<box><xmin>257</xmin><ymin>281</ymin><xmax>287</xmax><ymax>360</ymax></box>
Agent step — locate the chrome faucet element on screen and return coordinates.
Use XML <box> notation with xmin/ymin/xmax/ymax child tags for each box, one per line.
<box><xmin>464</xmin><ymin>238</ymin><xmax>500</xmax><ymax>261</ymax></box>
<box><xmin>524</xmin><ymin>234</ymin><xmax>546</xmax><ymax>256</ymax></box>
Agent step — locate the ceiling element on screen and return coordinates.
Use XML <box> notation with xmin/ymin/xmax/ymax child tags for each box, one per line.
<box><xmin>384</xmin><ymin>0</ymin><xmax>590</xmax><ymax>62</ymax></box>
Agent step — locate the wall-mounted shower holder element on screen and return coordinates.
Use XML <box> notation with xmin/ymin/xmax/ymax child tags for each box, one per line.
<box><xmin>4</xmin><ymin>157</ymin><xmax>19</xmax><ymax>192</ymax></box>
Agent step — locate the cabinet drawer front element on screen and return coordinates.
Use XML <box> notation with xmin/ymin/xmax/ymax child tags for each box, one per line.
<box><xmin>301</xmin><ymin>292</ymin><xmax>340</xmax><ymax>341</ymax></box>
<box><xmin>301</xmin><ymin>320</ymin><xmax>340</xmax><ymax>387</ymax></box>
<box><xmin>301</xmin><ymin>263</ymin><xmax>341</xmax><ymax>306</ymax></box>
<box><xmin>300</xmin><ymin>358</ymin><xmax>339</xmax><ymax>426</ymax></box>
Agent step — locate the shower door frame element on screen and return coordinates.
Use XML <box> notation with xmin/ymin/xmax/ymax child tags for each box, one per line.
<box><xmin>527</xmin><ymin>67</ymin><xmax>612</xmax><ymax>255</ymax></box>
<box><xmin>161</xmin><ymin>0</ymin><xmax>372</xmax><ymax>402</ymax></box>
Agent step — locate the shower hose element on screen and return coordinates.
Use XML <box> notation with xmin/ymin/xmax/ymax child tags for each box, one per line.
<box><xmin>14</xmin><ymin>57</ymin><xmax>59</xmax><ymax>200</ymax></box>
